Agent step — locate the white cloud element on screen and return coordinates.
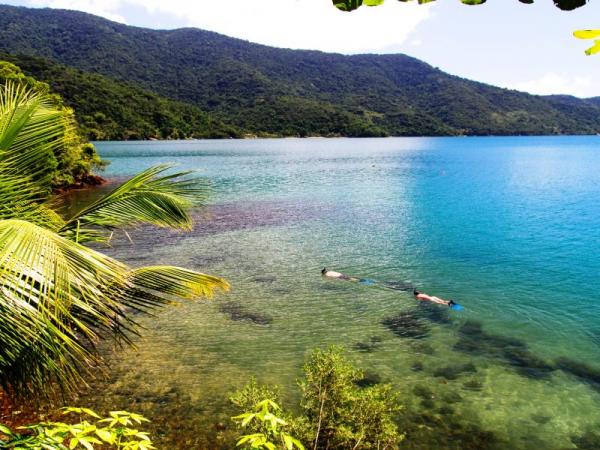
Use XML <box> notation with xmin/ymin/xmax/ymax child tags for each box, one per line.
<box><xmin>24</xmin><ymin>0</ymin><xmax>434</xmax><ymax>54</ymax></box>
<box><xmin>505</xmin><ymin>72</ymin><xmax>595</xmax><ymax>98</ymax></box>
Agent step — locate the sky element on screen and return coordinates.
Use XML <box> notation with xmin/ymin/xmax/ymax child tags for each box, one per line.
<box><xmin>3</xmin><ymin>0</ymin><xmax>600</xmax><ymax>98</ymax></box>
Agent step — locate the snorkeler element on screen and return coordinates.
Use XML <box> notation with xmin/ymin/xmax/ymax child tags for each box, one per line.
<box><xmin>413</xmin><ymin>289</ymin><xmax>456</xmax><ymax>308</ymax></box>
<box><xmin>321</xmin><ymin>267</ymin><xmax>359</xmax><ymax>281</ymax></box>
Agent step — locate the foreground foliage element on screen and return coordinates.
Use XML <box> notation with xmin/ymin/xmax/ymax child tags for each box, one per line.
<box><xmin>0</xmin><ymin>408</ymin><xmax>153</xmax><ymax>449</ymax></box>
<box><xmin>574</xmin><ymin>30</ymin><xmax>600</xmax><ymax>55</ymax></box>
<box><xmin>233</xmin><ymin>400</ymin><xmax>304</xmax><ymax>450</ymax></box>
<box><xmin>333</xmin><ymin>0</ymin><xmax>590</xmax><ymax>12</ymax></box>
<box><xmin>0</xmin><ymin>60</ymin><xmax>104</xmax><ymax>188</ymax></box>
<box><xmin>0</xmin><ymin>81</ymin><xmax>228</xmax><ymax>398</ymax></box>
<box><xmin>232</xmin><ymin>347</ymin><xmax>403</xmax><ymax>450</ymax></box>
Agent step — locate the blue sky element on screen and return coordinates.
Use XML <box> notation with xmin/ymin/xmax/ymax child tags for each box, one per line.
<box><xmin>3</xmin><ymin>0</ymin><xmax>600</xmax><ymax>97</ymax></box>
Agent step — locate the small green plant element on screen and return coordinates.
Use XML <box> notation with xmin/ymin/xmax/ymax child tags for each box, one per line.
<box><xmin>299</xmin><ymin>347</ymin><xmax>402</xmax><ymax>450</ymax></box>
<box><xmin>232</xmin><ymin>347</ymin><xmax>403</xmax><ymax>450</ymax></box>
<box><xmin>0</xmin><ymin>408</ymin><xmax>154</xmax><ymax>450</ymax></box>
<box><xmin>233</xmin><ymin>399</ymin><xmax>304</xmax><ymax>450</ymax></box>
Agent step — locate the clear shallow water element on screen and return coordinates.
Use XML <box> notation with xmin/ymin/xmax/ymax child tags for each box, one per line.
<box><xmin>81</xmin><ymin>137</ymin><xmax>600</xmax><ymax>449</ymax></box>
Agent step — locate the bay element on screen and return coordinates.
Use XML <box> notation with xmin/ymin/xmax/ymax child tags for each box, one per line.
<box><xmin>81</xmin><ymin>136</ymin><xmax>600</xmax><ymax>449</ymax></box>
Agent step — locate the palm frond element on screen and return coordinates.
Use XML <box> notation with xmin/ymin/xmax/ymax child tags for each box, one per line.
<box><xmin>0</xmin><ymin>219</ymin><xmax>227</xmax><ymax>397</ymax></box>
<box><xmin>60</xmin><ymin>164</ymin><xmax>211</xmax><ymax>243</ymax></box>
<box><xmin>0</xmin><ymin>82</ymin><xmax>67</xmax><ymax>186</ymax></box>
<box><xmin>0</xmin><ymin>171</ymin><xmax>64</xmax><ymax>230</ymax></box>
<box><xmin>127</xmin><ymin>266</ymin><xmax>230</xmax><ymax>300</ymax></box>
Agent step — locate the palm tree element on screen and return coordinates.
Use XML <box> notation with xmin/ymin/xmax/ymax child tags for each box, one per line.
<box><xmin>0</xmin><ymin>81</ymin><xmax>229</xmax><ymax>398</ymax></box>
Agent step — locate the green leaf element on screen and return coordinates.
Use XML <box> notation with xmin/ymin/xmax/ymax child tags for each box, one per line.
<box><xmin>332</xmin><ymin>0</ymin><xmax>363</xmax><ymax>12</ymax></box>
<box><xmin>95</xmin><ymin>429</ymin><xmax>115</xmax><ymax>443</ymax></box>
<box><xmin>60</xmin><ymin>164</ymin><xmax>210</xmax><ymax>244</ymax></box>
<box><xmin>283</xmin><ymin>434</ymin><xmax>294</xmax><ymax>450</ymax></box>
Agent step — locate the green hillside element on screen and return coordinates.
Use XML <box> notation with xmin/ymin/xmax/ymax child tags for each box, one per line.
<box><xmin>1</xmin><ymin>4</ymin><xmax>600</xmax><ymax>137</ymax></box>
<box><xmin>0</xmin><ymin>54</ymin><xmax>240</xmax><ymax>140</ymax></box>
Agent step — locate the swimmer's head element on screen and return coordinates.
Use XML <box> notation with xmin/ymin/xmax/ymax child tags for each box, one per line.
<box><xmin>413</xmin><ymin>289</ymin><xmax>421</xmax><ymax>296</ymax></box>
<box><xmin>321</xmin><ymin>268</ymin><xmax>327</xmax><ymax>275</ymax></box>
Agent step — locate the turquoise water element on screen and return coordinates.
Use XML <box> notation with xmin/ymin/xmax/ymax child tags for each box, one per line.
<box><xmin>82</xmin><ymin>137</ymin><xmax>600</xmax><ymax>449</ymax></box>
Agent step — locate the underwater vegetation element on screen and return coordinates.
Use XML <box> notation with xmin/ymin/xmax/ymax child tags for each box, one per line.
<box><xmin>571</xmin><ymin>431</ymin><xmax>600</xmax><ymax>450</ymax></box>
<box><xmin>454</xmin><ymin>321</ymin><xmax>555</xmax><ymax>379</ymax></box>
<box><xmin>354</xmin><ymin>370</ymin><xmax>382</xmax><ymax>388</ymax></box>
<box><xmin>218</xmin><ymin>302</ymin><xmax>273</xmax><ymax>325</ymax></box>
<box><xmin>400</xmin><ymin>408</ymin><xmax>503</xmax><ymax>450</ymax></box>
<box><xmin>249</xmin><ymin>275</ymin><xmax>277</xmax><ymax>284</ymax></box>
<box><xmin>433</xmin><ymin>363</ymin><xmax>477</xmax><ymax>381</ymax></box>
<box><xmin>454</xmin><ymin>320</ymin><xmax>600</xmax><ymax>389</ymax></box>
<box><xmin>352</xmin><ymin>335</ymin><xmax>383</xmax><ymax>353</ymax></box>
<box><xmin>554</xmin><ymin>357</ymin><xmax>600</xmax><ymax>392</ymax></box>
<box><xmin>415</xmin><ymin>301</ymin><xmax>453</xmax><ymax>325</ymax></box>
<box><xmin>381</xmin><ymin>311</ymin><xmax>430</xmax><ymax>339</ymax></box>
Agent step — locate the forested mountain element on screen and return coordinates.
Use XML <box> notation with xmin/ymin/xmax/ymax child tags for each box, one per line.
<box><xmin>1</xmin><ymin>4</ymin><xmax>600</xmax><ymax>137</ymax></box>
<box><xmin>0</xmin><ymin>54</ymin><xmax>240</xmax><ymax>140</ymax></box>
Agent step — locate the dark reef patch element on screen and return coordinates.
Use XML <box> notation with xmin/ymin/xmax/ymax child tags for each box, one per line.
<box><xmin>413</xmin><ymin>385</ymin><xmax>435</xmax><ymax>400</ymax></box>
<box><xmin>401</xmin><ymin>410</ymin><xmax>503</xmax><ymax>450</ymax></box>
<box><xmin>462</xmin><ymin>379</ymin><xmax>484</xmax><ymax>391</ymax></box>
<box><xmin>438</xmin><ymin>406</ymin><xmax>455</xmax><ymax>416</ymax></box>
<box><xmin>442</xmin><ymin>391</ymin><xmax>463</xmax><ymax>404</ymax></box>
<box><xmin>381</xmin><ymin>312</ymin><xmax>430</xmax><ymax>339</ymax></box>
<box><xmin>411</xmin><ymin>361</ymin><xmax>424</xmax><ymax>372</ymax></box>
<box><xmin>355</xmin><ymin>371</ymin><xmax>382</xmax><ymax>388</ymax></box>
<box><xmin>571</xmin><ymin>431</ymin><xmax>600</xmax><ymax>450</ymax></box>
<box><xmin>381</xmin><ymin>280</ymin><xmax>414</xmax><ymax>292</ymax></box>
<box><xmin>433</xmin><ymin>363</ymin><xmax>477</xmax><ymax>381</ymax></box>
<box><xmin>454</xmin><ymin>320</ymin><xmax>555</xmax><ymax>379</ymax></box>
<box><xmin>352</xmin><ymin>336</ymin><xmax>383</xmax><ymax>353</ymax></box>
<box><xmin>191</xmin><ymin>254</ymin><xmax>228</xmax><ymax>267</ymax></box>
<box><xmin>416</xmin><ymin>301</ymin><xmax>452</xmax><ymax>325</ymax></box>
<box><xmin>411</xmin><ymin>341</ymin><xmax>435</xmax><ymax>355</ymax></box>
<box><xmin>531</xmin><ymin>414</ymin><xmax>551</xmax><ymax>425</ymax></box>
<box><xmin>249</xmin><ymin>275</ymin><xmax>277</xmax><ymax>284</ymax></box>
<box><xmin>218</xmin><ymin>302</ymin><xmax>273</xmax><ymax>326</ymax></box>
<box><xmin>555</xmin><ymin>357</ymin><xmax>600</xmax><ymax>391</ymax></box>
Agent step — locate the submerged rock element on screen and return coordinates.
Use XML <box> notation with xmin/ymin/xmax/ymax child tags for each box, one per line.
<box><xmin>413</xmin><ymin>385</ymin><xmax>435</xmax><ymax>400</ymax></box>
<box><xmin>411</xmin><ymin>341</ymin><xmax>435</xmax><ymax>355</ymax></box>
<box><xmin>555</xmin><ymin>357</ymin><xmax>600</xmax><ymax>391</ymax></box>
<box><xmin>416</xmin><ymin>301</ymin><xmax>452</xmax><ymax>325</ymax></box>
<box><xmin>355</xmin><ymin>371</ymin><xmax>382</xmax><ymax>388</ymax></box>
<box><xmin>433</xmin><ymin>363</ymin><xmax>477</xmax><ymax>381</ymax></box>
<box><xmin>352</xmin><ymin>336</ymin><xmax>384</xmax><ymax>353</ymax></box>
<box><xmin>381</xmin><ymin>280</ymin><xmax>414</xmax><ymax>292</ymax></box>
<box><xmin>531</xmin><ymin>414</ymin><xmax>551</xmax><ymax>425</ymax></box>
<box><xmin>462</xmin><ymin>378</ymin><xmax>484</xmax><ymax>391</ymax></box>
<box><xmin>403</xmin><ymin>411</ymin><xmax>503</xmax><ymax>450</ymax></box>
<box><xmin>571</xmin><ymin>431</ymin><xmax>600</xmax><ymax>450</ymax></box>
<box><xmin>218</xmin><ymin>302</ymin><xmax>273</xmax><ymax>325</ymax></box>
<box><xmin>381</xmin><ymin>312</ymin><xmax>430</xmax><ymax>339</ymax></box>
<box><xmin>411</xmin><ymin>361</ymin><xmax>424</xmax><ymax>372</ymax></box>
<box><xmin>438</xmin><ymin>405</ymin><xmax>455</xmax><ymax>415</ymax></box>
<box><xmin>249</xmin><ymin>275</ymin><xmax>277</xmax><ymax>284</ymax></box>
<box><xmin>454</xmin><ymin>320</ymin><xmax>555</xmax><ymax>380</ymax></box>
<box><xmin>442</xmin><ymin>391</ymin><xmax>463</xmax><ymax>404</ymax></box>
<box><xmin>421</xmin><ymin>398</ymin><xmax>436</xmax><ymax>409</ymax></box>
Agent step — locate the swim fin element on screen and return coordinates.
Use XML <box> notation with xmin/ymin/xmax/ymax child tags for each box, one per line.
<box><xmin>450</xmin><ymin>303</ymin><xmax>465</xmax><ymax>311</ymax></box>
<box><xmin>359</xmin><ymin>278</ymin><xmax>376</xmax><ymax>286</ymax></box>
